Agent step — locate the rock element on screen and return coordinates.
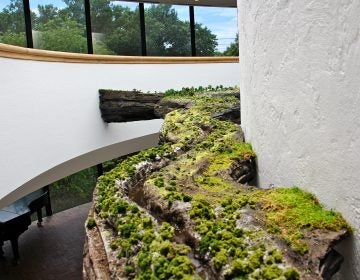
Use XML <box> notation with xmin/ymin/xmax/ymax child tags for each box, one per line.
<box><xmin>83</xmin><ymin>206</ymin><xmax>111</xmax><ymax>280</ymax></box>
<box><xmin>87</xmin><ymin>88</ymin><xmax>350</xmax><ymax>280</ymax></box>
<box><xmin>229</xmin><ymin>158</ymin><xmax>256</xmax><ymax>184</ymax></box>
<box><xmin>99</xmin><ymin>90</ymin><xmax>162</xmax><ymax>122</ymax></box>
<box><xmin>211</xmin><ymin>104</ymin><xmax>241</xmax><ymax>124</ymax></box>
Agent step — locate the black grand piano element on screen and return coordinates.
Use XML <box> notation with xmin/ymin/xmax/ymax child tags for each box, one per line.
<box><xmin>0</xmin><ymin>186</ymin><xmax>52</xmax><ymax>263</ymax></box>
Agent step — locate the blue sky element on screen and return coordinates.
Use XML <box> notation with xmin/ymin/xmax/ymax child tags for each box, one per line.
<box><xmin>0</xmin><ymin>0</ymin><xmax>237</xmax><ymax>51</ymax></box>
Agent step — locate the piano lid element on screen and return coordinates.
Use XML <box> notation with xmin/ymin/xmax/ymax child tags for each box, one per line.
<box><xmin>0</xmin><ymin>188</ymin><xmax>45</xmax><ymax>222</ymax></box>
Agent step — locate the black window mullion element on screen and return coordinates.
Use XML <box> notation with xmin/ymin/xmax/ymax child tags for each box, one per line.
<box><xmin>23</xmin><ymin>0</ymin><xmax>33</xmax><ymax>48</ymax></box>
<box><xmin>84</xmin><ymin>0</ymin><xmax>94</xmax><ymax>54</ymax></box>
<box><xmin>189</xmin><ymin>6</ymin><xmax>196</xmax><ymax>56</ymax></box>
<box><xmin>139</xmin><ymin>3</ymin><xmax>147</xmax><ymax>56</ymax></box>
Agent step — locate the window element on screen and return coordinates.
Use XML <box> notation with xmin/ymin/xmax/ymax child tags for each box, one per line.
<box><xmin>145</xmin><ymin>4</ymin><xmax>190</xmax><ymax>56</ymax></box>
<box><xmin>30</xmin><ymin>0</ymin><xmax>87</xmax><ymax>53</ymax></box>
<box><xmin>0</xmin><ymin>0</ymin><xmax>26</xmax><ymax>47</ymax></box>
<box><xmin>91</xmin><ymin>1</ymin><xmax>141</xmax><ymax>55</ymax></box>
<box><xmin>195</xmin><ymin>6</ymin><xmax>238</xmax><ymax>56</ymax></box>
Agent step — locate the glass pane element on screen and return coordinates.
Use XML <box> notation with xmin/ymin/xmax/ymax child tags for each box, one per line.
<box><xmin>195</xmin><ymin>6</ymin><xmax>238</xmax><ymax>56</ymax></box>
<box><xmin>49</xmin><ymin>166</ymin><xmax>97</xmax><ymax>213</ymax></box>
<box><xmin>92</xmin><ymin>0</ymin><xmax>141</xmax><ymax>55</ymax></box>
<box><xmin>30</xmin><ymin>0</ymin><xmax>87</xmax><ymax>53</ymax></box>
<box><xmin>0</xmin><ymin>0</ymin><xmax>26</xmax><ymax>47</ymax></box>
<box><xmin>145</xmin><ymin>4</ymin><xmax>190</xmax><ymax>56</ymax></box>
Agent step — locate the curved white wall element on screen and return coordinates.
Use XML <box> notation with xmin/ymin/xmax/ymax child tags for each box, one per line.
<box><xmin>238</xmin><ymin>0</ymin><xmax>360</xmax><ymax>278</ymax></box>
<box><xmin>0</xmin><ymin>56</ymin><xmax>239</xmax><ymax>208</ymax></box>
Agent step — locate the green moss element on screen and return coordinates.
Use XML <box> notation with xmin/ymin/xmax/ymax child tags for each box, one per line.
<box><xmin>93</xmin><ymin>86</ymin><xmax>350</xmax><ymax>279</ymax></box>
<box><xmin>86</xmin><ymin>217</ymin><xmax>96</xmax><ymax>229</ymax></box>
<box><xmin>124</xmin><ymin>265</ymin><xmax>135</xmax><ymax>275</ymax></box>
<box><xmin>260</xmin><ymin>264</ymin><xmax>283</xmax><ymax>279</ymax></box>
<box><xmin>213</xmin><ymin>249</ymin><xmax>228</xmax><ymax>270</ymax></box>
<box><xmin>283</xmin><ymin>268</ymin><xmax>300</xmax><ymax>280</ymax></box>
<box><xmin>159</xmin><ymin>222</ymin><xmax>175</xmax><ymax>240</ymax></box>
<box><xmin>258</xmin><ymin>187</ymin><xmax>350</xmax><ymax>254</ymax></box>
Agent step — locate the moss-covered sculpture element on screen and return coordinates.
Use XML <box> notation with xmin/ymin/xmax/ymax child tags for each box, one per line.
<box><xmin>84</xmin><ymin>87</ymin><xmax>350</xmax><ymax>280</ymax></box>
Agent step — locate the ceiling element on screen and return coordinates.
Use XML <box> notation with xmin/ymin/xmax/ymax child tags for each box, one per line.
<box><xmin>115</xmin><ymin>0</ymin><xmax>237</xmax><ymax>8</ymax></box>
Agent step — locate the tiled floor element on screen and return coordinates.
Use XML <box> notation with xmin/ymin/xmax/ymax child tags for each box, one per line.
<box><xmin>0</xmin><ymin>203</ymin><xmax>91</xmax><ymax>280</ymax></box>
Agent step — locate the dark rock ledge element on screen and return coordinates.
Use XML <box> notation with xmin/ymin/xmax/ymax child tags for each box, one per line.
<box><xmin>99</xmin><ymin>89</ymin><xmax>241</xmax><ymax>124</ymax></box>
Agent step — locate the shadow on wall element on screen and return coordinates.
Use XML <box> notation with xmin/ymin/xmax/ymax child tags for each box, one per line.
<box><xmin>335</xmin><ymin>233</ymin><xmax>359</xmax><ymax>280</ymax></box>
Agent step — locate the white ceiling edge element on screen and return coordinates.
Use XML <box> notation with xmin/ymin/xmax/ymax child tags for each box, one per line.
<box><xmin>115</xmin><ymin>0</ymin><xmax>237</xmax><ymax>8</ymax></box>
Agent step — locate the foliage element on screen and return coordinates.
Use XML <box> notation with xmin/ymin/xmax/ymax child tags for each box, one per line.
<box><xmin>0</xmin><ymin>31</ymin><xmax>26</xmax><ymax>46</ymax></box>
<box><xmin>258</xmin><ymin>186</ymin><xmax>351</xmax><ymax>254</ymax></box>
<box><xmin>36</xmin><ymin>18</ymin><xmax>87</xmax><ymax>53</ymax></box>
<box><xmin>86</xmin><ymin>217</ymin><xmax>96</xmax><ymax>229</ymax></box>
<box><xmin>0</xmin><ymin>0</ymin><xmax>26</xmax><ymax>46</ymax></box>
<box><xmin>50</xmin><ymin>166</ymin><xmax>97</xmax><ymax>213</ymax></box>
<box><xmin>223</xmin><ymin>34</ymin><xmax>239</xmax><ymax>56</ymax></box>
<box><xmin>0</xmin><ymin>0</ymin><xmax>218</xmax><ymax>56</ymax></box>
<box><xmin>93</xmin><ymin>86</ymin><xmax>350</xmax><ymax>279</ymax></box>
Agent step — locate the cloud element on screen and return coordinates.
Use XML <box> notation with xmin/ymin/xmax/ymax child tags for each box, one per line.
<box><xmin>194</xmin><ymin>7</ymin><xmax>238</xmax><ymax>51</ymax></box>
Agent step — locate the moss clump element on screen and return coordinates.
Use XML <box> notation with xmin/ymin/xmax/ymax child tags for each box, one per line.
<box><xmin>86</xmin><ymin>217</ymin><xmax>96</xmax><ymax>229</ymax></box>
<box><xmin>283</xmin><ymin>267</ymin><xmax>300</xmax><ymax>280</ymax></box>
<box><xmin>92</xmin><ymin>86</ymin><xmax>350</xmax><ymax>279</ymax></box>
<box><xmin>258</xmin><ymin>187</ymin><xmax>350</xmax><ymax>254</ymax></box>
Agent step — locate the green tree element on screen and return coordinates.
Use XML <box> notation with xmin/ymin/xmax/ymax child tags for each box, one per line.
<box><xmin>50</xmin><ymin>166</ymin><xmax>97</xmax><ymax>213</ymax></box>
<box><xmin>0</xmin><ymin>0</ymin><xmax>26</xmax><ymax>46</ymax></box>
<box><xmin>61</xmin><ymin>0</ymin><xmax>85</xmax><ymax>24</ymax></box>
<box><xmin>90</xmin><ymin>0</ymin><xmax>113</xmax><ymax>33</ymax></box>
<box><xmin>145</xmin><ymin>4</ymin><xmax>191</xmax><ymax>56</ymax></box>
<box><xmin>103</xmin><ymin>5</ymin><xmax>141</xmax><ymax>55</ymax></box>
<box><xmin>102</xmin><ymin>4</ymin><xmax>217</xmax><ymax>56</ymax></box>
<box><xmin>36</xmin><ymin>18</ymin><xmax>87</xmax><ymax>53</ymax></box>
<box><xmin>223</xmin><ymin>34</ymin><xmax>238</xmax><ymax>56</ymax></box>
<box><xmin>195</xmin><ymin>23</ymin><xmax>217</xmax><ymax>56</ymax></box>
<box><xmin>35</xmin><ymin>4</ymin><xmax>59</xmax><ymax>26</ymax></box>
<box><xmin>1</xmin><ymin>0</ymin><xmax>219</xmax><ymax>56</ymax></box>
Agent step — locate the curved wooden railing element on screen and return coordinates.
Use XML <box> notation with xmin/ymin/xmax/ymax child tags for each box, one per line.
<box><xmin>0</xmin><ymin>43</ymin><xmax>238</xmax><ymax>64</ymax></box>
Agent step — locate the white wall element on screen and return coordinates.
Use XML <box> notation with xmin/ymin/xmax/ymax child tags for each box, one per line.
<box><xmin>0</xmin><ymin>57</ymin><xmax>239</xmax><ymax>208</ymax></box>
<box><xmin>238</xmin><ymin>0</ymin><xmax>360</xmax><ymax>278</ymax></box>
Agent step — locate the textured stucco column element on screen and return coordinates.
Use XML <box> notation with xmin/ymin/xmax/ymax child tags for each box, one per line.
<box><xmin>238</xmin><ymin>0</ymin><xmax>360</xmax><ymax>278</ymax></box>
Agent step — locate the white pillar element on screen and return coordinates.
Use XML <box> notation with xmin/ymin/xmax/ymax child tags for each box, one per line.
<box><xmin>238</xmin><ymin>0</ymin><xmax>360</xmax><ymax>278</ymax></box>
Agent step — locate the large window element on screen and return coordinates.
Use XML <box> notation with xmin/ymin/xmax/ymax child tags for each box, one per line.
<box><xmin>0</xmin><ymin>0</ymin><xmax>26</xmax><ymax>47</ymax></box>
<box><xmin>49</xmin><ymin>166</ymin><xmax>97</xmax><ymax>213</ymax></box>
<box><xmin>145</xmin><ymin>4</ymin><xmax>191</xmax><ymax>56</ymax></box>
<box><xmin>0</xmin><ymin>1</ymin><xmax>238</xmax><ymax>57</ymax></box>
<box><xmin>30</xmin><ymin>0</ymin><xmax>87</xmax><ymax>53</ymax></box>
<box><xmin>195</xmin><ymin>6</ymin><xmax>238</xmax><ymax>56</ymax></box>
<box><xmin>91</xmin><ymin>1</ymin><xmax>141</xmax><ymax>55</ymax></box>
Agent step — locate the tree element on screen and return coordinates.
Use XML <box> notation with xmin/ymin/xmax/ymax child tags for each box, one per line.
<box><xmin>1</xmin><ymin>1</ymin><xmax>219</xmax><ymax>56</ymax></box>
<box><xmin>35</xmin><ymin>4</ymin><xmax>59</xmax><ymax>26</ymax></box>
<box><xmin>103</xmin><ymin>5</ymin><xmax>141</xmax><ymax>55</ymax></box>
<box><xmin>90</xmin><ymin>0</ymin><xmax>113</xmax><ymax>33</ymax></box>
<box><xmin>103</xmin><ymin>4</ymin><xmax>217</xmax><ymax>56</ymax></box>
<box><xmin>36</xmin><ymin>18</ymin><xmax>87</xmax><ymax>53</ymax></box>
<box><xmin>223</xmin><ymin>34</ymin><xmax>238</xmax><ymax>56</ymax></box>
<box><xmin>0</xmin><ymin>0</ymin><xmax>26</xmax><ymax>46</ymax></box>
<box><xmin>195</xmin><ymin>23</ymin><xmax>217</xmax><ymax>56</ymax></box>
<box><xmin>145</xmin><ymin>5</ymin><xmax>191</xmax><ymax>56</ymax></box>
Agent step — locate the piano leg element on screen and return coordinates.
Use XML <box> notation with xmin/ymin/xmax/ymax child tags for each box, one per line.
<box><xmin>44</xmin><ymin>185</ymin><xmax>53</xmax><ymax>217</ymax></box>
<box><xmin>36</xmin><ymin>209</ymin><xmax>43</xmax><ymax>227</ymax></box>
<box><xmin>0</xmin><ymin>240</ymin><xmax>4</xmax><ymax>258</ymax></box>
<box><xmin>10</xmin><ymin>237</ymin><xmax>20</xmax><ymax>264</ymax></box>
<box><xmin>45</xmin><ymin>202</ymin><xmax>53</xmax><ymax>216</ymax></box>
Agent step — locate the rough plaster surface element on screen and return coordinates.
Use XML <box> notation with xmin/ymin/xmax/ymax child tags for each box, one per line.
<box><xmin>0</xmin><ymin>58</ymin><xmax>239</xmax><ymax>208</ymax></box>
<box><xmin>238</xmin><ymin>0</ymin><xmax>360</xmax><ymax>278</ymax></box>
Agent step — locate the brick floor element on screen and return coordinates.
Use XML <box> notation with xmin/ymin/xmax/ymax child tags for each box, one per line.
<box><xmin>0</xmin><ymin>203</ymin><xmax>91</xmax><ymax>280</ymax></box>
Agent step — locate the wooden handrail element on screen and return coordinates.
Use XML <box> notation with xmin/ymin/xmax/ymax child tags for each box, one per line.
<box><xmin>0</xmin><ymin>43</ymin><xmax>239</xmax><ymax>64</ymax></box>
